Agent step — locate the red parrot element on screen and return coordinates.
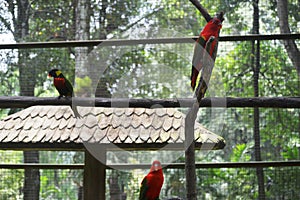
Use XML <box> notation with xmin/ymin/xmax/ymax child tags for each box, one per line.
<box><xmin>191</xmin><ymin>14</ymin><xmax>223</xmax><ymax>90</ymax></box>
<box><xmin>139</xmin><ymin>160</ymin><xmax>164</xmax><ymax>200</ymax></box>
<box><xmin>48</xmin><ymin>69</ymin><xmax>81</xmax><ymax>118</ymax></box>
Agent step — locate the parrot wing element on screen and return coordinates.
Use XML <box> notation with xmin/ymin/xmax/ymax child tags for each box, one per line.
<box><xmin>61</xmin><ymin>75</ymin><xmax>81</xmax><ymax>118</ymax></box>
<box><xmin>209</xmin><ymin>37</ymin><xmax>219</xmax><ymax>61</ymax></box>
<box><xmin>139</xmin><ymin>177</ymin><xmax>148</xmax><ymax>200</ymax></box>
<box><xmin>191</xmin><ymin>36</ymin><xmax>207</xmax><ymax>90</ymax></box>
<box><xmin>63</xmin><ymin>77</ymin><xmax>74</xmax><ymax>97</ymax></box>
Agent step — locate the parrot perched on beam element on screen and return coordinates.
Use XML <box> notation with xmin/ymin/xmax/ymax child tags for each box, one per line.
<box><xmin>48</xmin><ymin>69</ymin><xmax>81</xmax><ymax>118</ymax></box>
<box><xmin>191</xmin><ymin>12</ymin><xmax>224</xmax><ymax>90</ymax></box>
<box><xmin>139</xmin><ymin>160</ymin><xmax>164</xmax><ymax>200</ymax></box>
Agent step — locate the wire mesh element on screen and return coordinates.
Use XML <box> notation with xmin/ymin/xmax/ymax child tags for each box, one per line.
<box><xmin>0</xmin><ymin>168</ymin><xmax>83</xmax><ymax>200</ymax></box>
<box><xmin>0</xmin><ymin>151</ymin><xmax>84</xmax><ymax>164</ymax></box>
<box><xmin>0</xmin><ymin>0</ymin><xmax>299</xmax><ymax>199</ymax></box>
<box><xmin>106</xmin><ymin>166</ymin><xmax>300</xmax><ymax>200</ymax></box>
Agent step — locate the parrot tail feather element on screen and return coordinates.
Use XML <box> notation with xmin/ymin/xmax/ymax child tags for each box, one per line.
<box><xmin>71</xmin><ymin>105</ymin><xmax>81</xmax><ymax>118</ymax></box>
<box><xmin>191</xmin><ymin>67</ymin><xmax>199</xmax><ymax>90</ymax></box>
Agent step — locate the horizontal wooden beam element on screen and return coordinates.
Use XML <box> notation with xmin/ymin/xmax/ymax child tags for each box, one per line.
<box><xmin>0</xmin><ymin>96</ymin><xmax>299</xmax><ymax>108</ymax></box>
<box><xmin>108</xmin><ymin>160</ymin><xmax>300</xmax><ymax>169</ymax></box>
<box><xmin>0</xmin><ymin>142</ymin><xmax>224</xmax><ymax>151</ymax></box>
<box><xmin>0</xmin><ymin>163</ymin><xmax>84</xmax><ymax>169</ymax></box>
<box><xmin>0</xmin><ymin>34</ymin><xmax>299</xmax><ymax>49</ymax></box>
<box><xmin>0</xmin><ymin>161</ymin><xmax>299</xmax><ymax>170</ymax></box>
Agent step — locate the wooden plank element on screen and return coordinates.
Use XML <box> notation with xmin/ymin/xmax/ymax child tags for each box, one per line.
<box><xmin>0</xmin><ymin>34</ymin><xmax>299</xmax><ymax>49</ymax></box>
<box><xmin>0</xmin><ymin>142</ymin><xmax>226</xmax><ymax>151</ymax></box>
<box><xmin>0</xmin><ymin>96</ymin><xmax>299</xmax><ymax>108</ymax></box>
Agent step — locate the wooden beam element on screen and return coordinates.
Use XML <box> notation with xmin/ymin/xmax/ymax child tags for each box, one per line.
<box><xmin>84</xmin><ymin>148</ymin><xmax>106</xmax><ymax>200</ymax></box>
<box><xmin>107</xmin><ymin>161</ymin><xmax>300</xmax><ymax>169</ymax></box>
<box><xmin>0</xmin><ymin>142</ymin><xmax>225</xmax><ymax>151</ymax></box>
<box><xmin>0</xmin><ymin>96</ymin><xmax>299</xmax><ymax>108</ymax></box>
<box><xmin>0</xmin><ymin>163</ymin><xmax>84</xmax><ymax>169</ymax></box>
<box><xmin>1</xmin><ymin>160</ymin><xmax>299</xmax><ymax>170</ymax></box>
<box><xmin>0</xmin><ymin>34</ymin><xmax>299</xmax><ymax>49</ymax></box>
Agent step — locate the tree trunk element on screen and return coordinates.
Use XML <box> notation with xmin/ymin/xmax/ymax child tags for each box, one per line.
<box><xmin>252</xmin><ymin>1</ymin><xmax>265</xmax><ymax>199</ymax></box>
<box><xmin>109</xmin><ymin>172</ymin><xmax>127</xmax><ymax>200</ymax></box>
<box><xmin>277</xmin><ymin>0</ymin><xmax>300</xmax><ymax>76</ymax></box>
<box><xmin>20</xmin><ymin>51</ymin><xmax>40</xmax><ymax>199</ymax></box>
<box><xmin>10</xmin><ymin>0</ymin><xmax>41</xmax><ymax>199</ymax></box>
<box><xmin>94</xmin><ymin>0</ymin><xmax>112</xmax><ymax>98</ymax></box>
<box><xmin>75</xmin><ymin>0</ymin><xmax>91</xmax><ymax>78</ymax></box>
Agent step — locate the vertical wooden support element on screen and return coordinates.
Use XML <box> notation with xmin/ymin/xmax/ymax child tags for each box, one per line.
<box><xmin>185</xmin><ymin>37</ymin><xmax>216</xmax><ymax>200</ymax></box>
<box><xmin>186</xmin><ymin>3</ymin><xmax>223</xmax><ymax>198</ymax></box>
<box><xmin>84</xmin><ymin>147</ymin><xmax>106</xmax><ymax>200</ymax></box>
<box><xmin>252</xmin><ymin>1</ymin><xmax>266</xmax><ymax>199</ymax></box>
<box><xmin>185</xmin><ymin>103</ymin><xmax>199</xmax><ymax>200</ymax></box>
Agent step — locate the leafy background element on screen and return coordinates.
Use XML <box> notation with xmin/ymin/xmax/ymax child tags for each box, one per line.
<box><xmin>0</xmin><ymin>0</ymin><xmax>299</xmax><ymax>199</ymax></box>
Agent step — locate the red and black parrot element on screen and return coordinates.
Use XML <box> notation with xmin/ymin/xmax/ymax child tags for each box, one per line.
<box><xmin>191</xmin><ymin>13</ymin><xmax>224</xmax><ymax>90</ymax></box>
<box><xmin>48</xmin><ymin>69</ymin><xmax>81</xmax><ymax>118</ymax></box>
<box><xmin>139</xmin><ymin>160</ymin><xmax>164</xmax><ymax>200</ymax></box>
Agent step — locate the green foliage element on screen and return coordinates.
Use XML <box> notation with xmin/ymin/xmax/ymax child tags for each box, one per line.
<box><xmin>231</xmin><ymin>143</ymin><xmax>252</xmax><ymax>162</ymax></box>
<box><xmin>75</xmin><ymin>76</ymin><xmax>93</xmax><ymax>97</ymax></box>
<box><xmin>0</xmin><ymin>151</ymin><xmax>23</xmax><ymax>200</ymax></box>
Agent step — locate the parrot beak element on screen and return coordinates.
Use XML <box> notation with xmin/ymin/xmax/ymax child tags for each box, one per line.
<box><xmin>152</xmin><ymin>162</ymin><xmax>162</xmax><ymax>171</ymax></box>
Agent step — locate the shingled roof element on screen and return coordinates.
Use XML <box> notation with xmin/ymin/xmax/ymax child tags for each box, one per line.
<box><xmin>0</xmin><ymin>106</ymin><xmax>225</xmax><ymax>150</ymax></box>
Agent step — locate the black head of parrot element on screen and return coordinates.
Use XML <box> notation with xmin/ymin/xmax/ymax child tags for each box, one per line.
<box><xmin>48</xmin><ymin>69</ymin><xmax>62</xmax><ymax>78</ymax></box>
<box><xmin>215</xmin><ymin>11</ymin><xmax>224</xmax><ymax>23</ymax></box>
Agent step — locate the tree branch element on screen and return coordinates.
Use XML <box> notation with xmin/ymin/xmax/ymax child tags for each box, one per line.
<box><xmin>189</xmin><ymin>0</ymin><xmax>212</xmax><ymax>22</ymax></box>
<box><xmin>277</xmin><ymin>0</ymin><xmax>300</xmax><ymax>77</ymax></box>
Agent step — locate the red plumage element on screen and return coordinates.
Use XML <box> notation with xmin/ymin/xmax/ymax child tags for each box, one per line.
<box><xmin>191</xmin><ymin>17</ymin><xmax>222</xmax><ymax>90</ymax></box>
<box><xmin>53</xmin><ymin>77</ymin><xmax>65</xmax><ymax>88</ymax></box>
<box><xmin>139</xmin><ymin>160</ymin><xmax>164</xmax><ymax>200</ymax></box>
<box><xmin>48</xmin><ymin>69</ymin><xmax>81</xmax><ymax>118</ymax></box>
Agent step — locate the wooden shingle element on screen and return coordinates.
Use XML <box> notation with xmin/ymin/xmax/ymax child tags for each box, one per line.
<box><xmin>0</xmin><ymin>106</ymin><xmax>225</xmax><ymax>150</ymax></box>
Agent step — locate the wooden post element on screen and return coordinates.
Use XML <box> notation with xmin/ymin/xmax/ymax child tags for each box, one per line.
<box><xmin>185</xmin><ymin>103</ymin><xmax>199</xmax><ymax>200</ymax></box>
<box><xmin>186</xmin><ymin>1</ymin><xmax>224</xmax><ymax>199</ymax></box>
<box><xmin>84</xmin><ymin>146</ymin><xmax>106</xmax><ymax>200</ymax></box>
<box><xmin>185</xmin><ymin>36</ymin><xmax>216</xmax><ymax>200</ymax></box>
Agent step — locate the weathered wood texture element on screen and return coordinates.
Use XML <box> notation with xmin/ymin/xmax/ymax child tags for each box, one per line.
<box><xmin>0</xmin><ymin>106</ymin><xmax>225</xmax><ymax>150</ymax></box>
<box><xmin>0</xmin><ymin>96</ymin><xmax>299</xmax><ymax>108</ymax></box>
<box><xmin>84</xmin><ymin>150</ymin><xmax>106</xmax><ymax>200</ymax></box>
<box><xmin>0</xmin><ymin>34</ymin><xmax>299</xmax><ymax>49</ymax></box>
